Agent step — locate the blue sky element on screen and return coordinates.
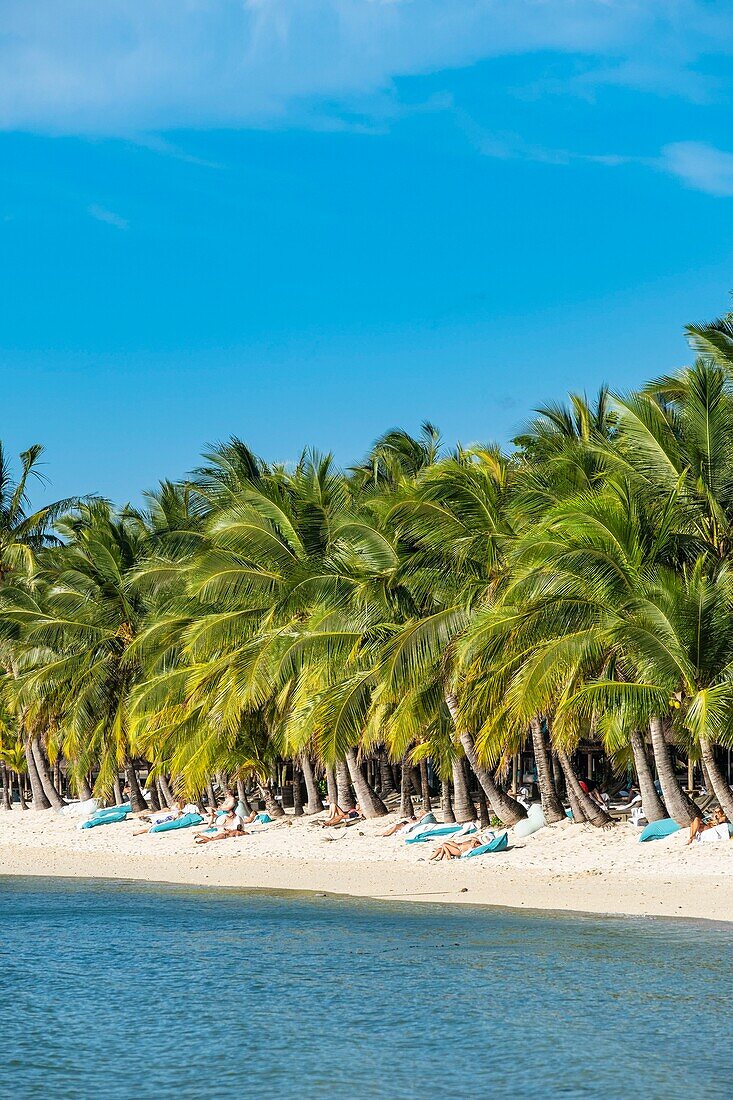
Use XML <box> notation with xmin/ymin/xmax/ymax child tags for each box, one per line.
<box><xmin>3</xmin><ymin>0</ymin><xmax>733</xmax><ymax>504</ymax></box>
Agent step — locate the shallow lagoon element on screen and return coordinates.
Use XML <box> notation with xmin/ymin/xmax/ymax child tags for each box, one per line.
<box><xmin>2</xmin><ymin>877</ymin><xmax>731</xmax><ymax>1099</ymax></box>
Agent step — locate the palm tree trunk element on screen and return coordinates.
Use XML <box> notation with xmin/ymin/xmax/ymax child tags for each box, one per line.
<box><xmin>336</xmin><ymin>759</ymin><xmax>355</xmax><ymax>811</ymax></box>
<box><xmin>24</xmin><ymin>736</ymin><xmax>51</xmax><ymax>809</ymax></box>
<box><xmin>147</xmin><ymin>782</ymin><xmax>162</xmax><ymax>812</ymax></box>
<box><xmin>445</xmin><ymin>693</ymin><xmax>526</xmax><ymax>825</ymax></box>
<box><xmin>699</xmin><ymin>738</ymin><xmax>733</xmax><ymax>821</ymax></box>
<box><xmin>292</xmin><ymin>760</ymin><xmax>304</xmax><ymax>817</ymax></box>
<box><xmin>441</xmin><ymin>778</ymin><xmax>455</xmax><ymax>823</ymax></box>
<box><xmin>236</xmin><ymin>779</ymin><xmax>252</xmax><ymax>815</ymax></box>
<box><xmin>1</xmin><ymin>763</ymin><xmax>12</xmax><ymax>810</ymax></box>
<box><xmin>649</xmin><ymin>717</ymin><xmax>698</xmax><ymax>825</ymax></box>
<box><xmin>451</xmin><ymin>758</ymin><xmax>476</xmax><ymax>822</ymax></box>
<box><xmin>345</xmin><ymin>747</ymin><xmax>388</xmax><ymax>818</ymax></box>
<box><xmin>76</xmin><ymin>773</ymin><xmax>93</xmax><ymax>801</ymax></box>
<box><xmin>15</xmin><ymin>771</ymin><xmax>27</xmax><ymax>809</ymax></box>
<box><xmin>419</xmin><ymin>759</ymin><xmax>432</xmax><ymax>812</ymax></box>
<box><xmin>551</xmin><ymin>752</ymin><xmax>564</xmax><ymax>797</ymax></box>
<box><xmin>31</xmin><ymin>739</ymin><xmax>66</xmax><ymax>809</ymax></box>
<box><xmin>400</xmin><ymin>755</ymin><xmax>414</xmax><ymax>818</ymax></box>
<box><xmin>530</xmin><ymin>718</ymin><xmax>565</xmax><ymax>823</ymax></box>
<box><xmin>378</xmin><ymin>749</ymin><xmax>396</xmax><ymax>795</ymax></box>
<box><xmin>555</xmin><ymin>747</ymin><xmax>611</xmax><ymax>826</ymax></box>
<box><xmin>258</xmin><ymin>780</ymin><xmax>285</xmax><ymax>818</ymax></box>
<box><xmin>158</xmin><ymin>774</ymin><xmax>175</xmax><ymax>807</ymax></box>
<box><xmin>113</xmin><ymin>777</ymin><xmax>124</xmax><ymax>805</ymax></box>
<box><xmin>124</xmin><ymin>760</ymin><xmax>148</xmax><ymax>813</ymax></box>
<box><xmin>477</xmin><ymin>787</ymin><xmax>490</xmax><ymax>828</ymax></box>
<box><xmin>301</xmin><ymin>756</ymin><xmax>324</xmax><ymax>815</ymax></box>
<box><xmin>325</xmin><ymin>765</ymin><xmax>338</xmax><ymax>809</ymax></box>
<box><xmin>629</xmin><ymin>730</ymin><xmax>666</xmax><ymax>822</ymax></box>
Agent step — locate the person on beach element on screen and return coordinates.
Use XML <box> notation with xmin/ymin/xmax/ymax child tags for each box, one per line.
<box><xmin>579</xmin><ymin>776</ymin><xmax>606</xmax><ymax>810</ymax></box>
<box><xmin>195</xmin><ymin>804</ymin><xmax>248</xmax><ymax>844</ymax></box>
<box><xmin>380</xmin><ymin>816</ymin><xmax>417</xmax><ymax>836</ymax></box>
<box><xmin>429</xmin><ymin>835</ymin><xmax>485</xmax><ymax>861</ymax></box>
<box><xmin>317</xmin><ymin>803</ymin><xmax>361</xmax><ymax>827</ymax></box>
<box><xmin>131</xmin><ymin>798</ymin><xmax>189</xmax><ymax>835</ymax></box>
<box><xmin>687</xmin><ymin>807</ymin><xmax>728</xmax><ymax>844</ymax></box>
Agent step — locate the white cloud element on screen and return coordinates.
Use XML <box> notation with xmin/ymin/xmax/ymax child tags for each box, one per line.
<box><xmin>659</xmin><ymin>142</ymin><xmax>733</xmax><ymax>197</ymax></box>
<box><xmin>0</xmin><ymin>1</ymin><xmax>730</xmax><ymax>135</ymax></box>
<box><xmin>88</xmin><ymin>203</ymin><xmax>129</xmax><ymax>229</ymax></box>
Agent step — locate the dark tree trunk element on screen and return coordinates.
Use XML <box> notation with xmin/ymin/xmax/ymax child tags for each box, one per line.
<box><xmin>699</xmin><ymin>738</ymin><xmax>733</xmax><ymax>821</ymax></box>
<box><xmin>419</xmin><ymin>759</ymin><xmax>432</xmax><ymax>812</ymax></box>
<box><xmin>345</xmin><ymin>747</ymin><xmax>388</xmax><ymax>818</ymax></box>
<box><xmin>530</xmin><ymin>718</ymin><xmax>565</xmax><ymax>823</ymax></box>
<box><xmin>15</xmin><ymin>771</ymin><xmax>27</xmax><ymax>810</ymax></box>
<box><xmin>206</xmin><ymin>779</ymin><xmax>217</xmax><ymax>809</ymax></box>
<box><xmin>477</xmin><ymin>787</ymin><xmax>490</xmax><ymax>828</ymax></box>
<box><xmin>551</xmin><ymin>752</ymin><xmax>565</xmax><ymax>798</ymax></box>
<box><xmin>113</xmin><ymin>777</ymin><xmax>124</xmax><ymax>805</ymax></box>
<box><xmin>629</xmin><ymin>730</ymin><xmax>666</xmax><ymax>822</ymax></box>
<box><xmin>451</xmin><ymin>758</ymin><xmax>476</xmax><ymax>822</ymax></box>
<box><xmin>556</xmin><ymin>748</ymin><xmax>611</xmax><ymax>827</ymax></box>
<box><xmin>325</xmin><ymin>765</ymin><xmax>338</xmax><ymax>809</ymax></box>
<box><xmin>445</xmin><ymin>693</ymin><xmax>526</xmax><ymax>825</ymax></box>
<box><xmin>236</xmin><ymin>779</ymin><xmax>252</xmax><ymax>815</ymax></box>
<box><xmin>301</xmin><ymin>756</ymin><xmax>324</xmax><ymax>815</ymax></box>
<box><xmin>258</xmin><ymin>780</ymin><xmax>285</xmax><ymax>818</ymax></box>
<box><xmin>24</xmin><ymin>736</ymin><xmax>51</xmax><ymax>809</ymax></box>
<box><xmin>147</xmin><ymin>782</ymin><xmax>162</xmax><ymax>812</ymax></box>
<box><xmin>400</xmin><ymin>755</ymin><xmax>414</xmax><ymax>819</ymax></box>
<box><xmin>649</xmin><ymin>717</ymin><xmax>698</xmax><ymax>825</ymax></box>
<box><xmin>441</xmin><ymin>779</ymin><xmax>455</xmax><ymax>823</ymax></box>
<box><xmin>292</xmin><ymin>760</ymin><xmax>304</xmax><ymax>817</ymax></box>
<box><xmin>378</xmin><ymin>749</ymin><xmax>396</xmax><ymax>795</ymax></box>
<box><xmin>336</xmin><ymin>759</ymin><xmax>355</xmax><ymax>811</ymax></box>
<box><xmin>31</xmin><ymin>739</ymin><xmax>66</xmax><ymax>809</ymax></box>
<box><xmin>409</xmin><ymin>766</ymin><xmax>422</xmax><ymax>799</ymax></box>
<box><xmin>124</xmin><ymin>760</ymin><xmax>148</xmax><ymax>813</ymax></box>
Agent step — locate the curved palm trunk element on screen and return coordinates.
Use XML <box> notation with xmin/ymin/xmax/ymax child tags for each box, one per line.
<box><xmin>336</xmin><ymin>759</ymin><xmax>355</xmax><ymax>811</ymax></box>
<box><xmin>555</xmin><ymin>747</ymin><xmax>611</xmax><ymax>826</ymax></box>
<box><xmin>419</xmin><ymin>760</ymin><xmax>432</xmax><ymax>812</ymax></box>
<box><xmin>477</xmin><ymin>788</ymin><xmax>490</xmax><ymax>828</ymax></box>
<box><xmin>292</xmin><ymin>760</ymin><xmax>304</xmax><ymax>817</ymax></box>
<box><xmin>158</xmin><ymin>774</ymin><xmax>175</xmax><ymax>807</ymax></box>
<box><xmin>24</xmin><ymin>736</ymin><xmax>51</xmax><ymax>809</ymax></box>
<box><xmin>400</xmin><ymin>755</ymin><xmax>414</xmax><ymax>818</ymax></box>
<box><xmin>15</xmin><ymin>771</ymin><xmax>27</xmax><ymax>810</ymax></box>
<box><xmin>76</xmin><ymin>773</ymin><xmax>93</xmax><ymax>801</ymax></box>
<box><xmin>31</xmin><ymin>739</ymin><xmax>66</xmax><ymax>809</ymax></box>
<box><xmin>301</xmin><ymin>756</ymin><xmax>324</xmax><ymax>815</ymax></box>
<box><xmin>345</xmin><ymin>747</ymin><xmax>388</xmax><ymax>818</ymax></box>
<box><xmin>649</xmin><ymin>717</ymin><xmax>698</xmax><ymax>825</ymax></box>
<box><xmin>441</xmin><ymin>779</ymin><xmax>455</xmax><ymax>823</ymax></box>
<box><xmin>699</xmin><ymin>738</ymin><xmax>733</xmax><ymax>821</ymax></box>
<box><xmin>451</xmin><ymin>758</ymin><xmax>476</xmax><ymax>822</ymax></box>
<box><xmin>530</xmin><ymin>718</ymin><xmax>565</xmax><ymax>823</ymax></box>
<box><xmin>124</xmin><ymin>760</ymin><xmax>147</xmax><ymax>813</ymax></box>
<box><xmin>444</xmin><ymin>693</ymin><xmax>526</xmax><ymax>825</ymax></box>
<box><xmin>258</xmin><ymin>780</ymin><xmax>285</xmax><ymax>818</ymax></box>
<box><xmin>114</xmin><ymin>777</ymin><xmax>124</xmax><ymax>805</ymax></box>
<box><xmin>325</xmin><ymin>765</ymin><xmax>338</xmax><ymax>809</ymax></box>
<box><xmin>629</xmin><ymin>730</ymin><xmax>666</xmax><ymax>822</ymax></box>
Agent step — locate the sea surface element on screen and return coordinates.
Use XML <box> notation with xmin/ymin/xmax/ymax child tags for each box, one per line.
<box><xmin>2</xmin><ymin>876</ymin><xmax>731</xmax><ymax>1099</ymax></box>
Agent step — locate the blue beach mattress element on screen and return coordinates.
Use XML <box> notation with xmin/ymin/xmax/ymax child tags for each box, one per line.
<box><xmin>150</xmin><ymin>812</ymin><xmax>204</xmax><ymax>833</ymax></box>
<box><xmin>639</xmin><ymin>818</ymin><xmax>682</xmax><ymax>842</ymax></box>
<box><xmin>461</xmin><ymin>831</ymin><xmax>509</xmax><ymax>858</ymax></box>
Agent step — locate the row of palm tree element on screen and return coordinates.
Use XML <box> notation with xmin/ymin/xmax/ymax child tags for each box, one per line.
<box><xmin>3</xmin><ymin>307</ymin><xmax>733</xmax><ymax>829</ymax></box>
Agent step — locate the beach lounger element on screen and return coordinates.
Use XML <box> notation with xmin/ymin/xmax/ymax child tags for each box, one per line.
<box><xmin>460</xmin><ymin>831</ymin><xmax>509</xmax><ymax>858</ymax></box>
<box><xmin>405</xmin><ymin>822</ymin><xmax>476</xmax><ymax>844</ymax></box>
<box><xmin>150</xmin><ymin>812</ymin><xmax>204</xmax><ymax>833</ymax></box>
<box><xmin>639</xmin><ymin>817</ymin><xmax>681</xmax><ymax>842</ymax></box>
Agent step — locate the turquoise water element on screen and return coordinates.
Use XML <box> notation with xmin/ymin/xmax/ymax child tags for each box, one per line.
<box><xmin>2</xmin><ymin>878</ymin><xmax>731</xmax><ymax>1099</ymax></box>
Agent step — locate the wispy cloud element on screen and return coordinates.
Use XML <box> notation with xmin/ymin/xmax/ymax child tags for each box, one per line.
<box><xmin>88</xmin><ymin>204</ymin><xmax>129</xmax><ymax>230</ymax></box>
<box><xmin>658</xmin><ymin>142</ymin><xmax>733</xmax><ymax>197</ymax></box>
<box><xmin>0</xmin><ymin>1</ymin><xmax>730</xmax><ymax>135</ymax></box>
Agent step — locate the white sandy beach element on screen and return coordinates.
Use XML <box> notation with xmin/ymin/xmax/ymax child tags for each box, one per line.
<box><xmin>1</xmin><ymin>809</ymin><xmax>731</xmax><ymax>922</ymax></box>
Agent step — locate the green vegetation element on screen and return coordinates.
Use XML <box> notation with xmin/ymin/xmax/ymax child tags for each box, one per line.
<box><xmin>3</xmin><ymin>308</ymin><xmax>733</xmax><ymax>827</ymax></box>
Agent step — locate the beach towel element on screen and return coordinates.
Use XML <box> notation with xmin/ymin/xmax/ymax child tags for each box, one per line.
<box><xmin>639</xmin><ymin>817</ymin><xmax>681</xmax><ymax>842</ymax></box>
<box><xmin>150</xmin><ymin>812</ymin><xmax>204</xmax><ymax>833</ymax></box>
<box><xmin>461</xmin><ymin>831</ymin><xmax>509</xmax><ymax>858</ymax></box>
<box><xmin>697</xmin><ymin>822</ymin><xmax>732</xmax><ymax>844</ymax></box>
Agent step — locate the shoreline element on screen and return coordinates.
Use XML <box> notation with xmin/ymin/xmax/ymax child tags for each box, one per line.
<box><xmin>1</xmin><ymin>809</ymin><xmax>731</xmax><ymax>921</ymax></box>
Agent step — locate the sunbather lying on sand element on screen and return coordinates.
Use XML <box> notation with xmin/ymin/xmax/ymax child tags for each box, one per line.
<box><xmin>380</xmin><ymin>816</ymin><xmax>417</xmax><ymax>836</ymax></box>
<box><xmin>132</xmin><ymin>799</ymin><xmax>188</xmax><ymax>834</ymax></box>
<box><xmin>195</xmin><ymin>805</ymin><xmax>248</xmax><ymax>844</ymax></box>
<box><xmin>318</xmin><ymin>803</ymin><xmax>361</xmax><ymax>827</ymax></box>
<box><xmin>429</xmin><ymin>835</ymin><xmax>484</xmax><ymax>861</ymax></box>
<box><xmin>687</xmin><ymin>807</ymin><xmax>728</xmax><ymax>844</ymax></box>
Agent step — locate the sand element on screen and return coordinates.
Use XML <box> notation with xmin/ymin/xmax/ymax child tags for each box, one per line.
<box><xmin>1</xmin><ymin>809</ymin><xmax>731</xmax><ymax>922</ymax></box>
